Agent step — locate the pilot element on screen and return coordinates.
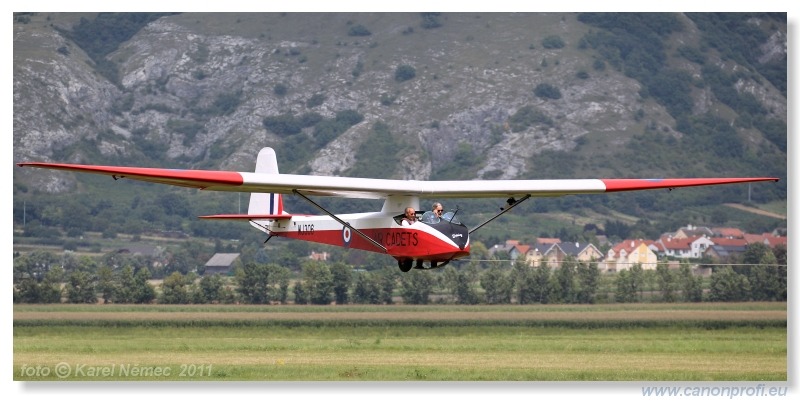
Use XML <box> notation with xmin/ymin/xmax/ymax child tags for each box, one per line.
<box><xmin>433</xmin><ymin>202</ymin><xmax>443</xmax><ymax>218</ymax></box>
<box><xmin>401</xmin><ymin>207</ymin><xmax>417</xmax><ymax>226</ymax></box>
<box><xmin>421</xmin><ymin>202</ymin><xmax>444</xmax><ymax>224</ymax></box>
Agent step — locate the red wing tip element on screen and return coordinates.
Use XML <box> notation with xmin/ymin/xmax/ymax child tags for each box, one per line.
<box><xmin>601</xmin><ymin>177</ymin><xmax>780</xmax><ymax>192</ymax></box>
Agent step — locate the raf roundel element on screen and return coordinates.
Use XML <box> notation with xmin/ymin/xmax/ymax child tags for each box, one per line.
<box><xmin>342</xmin><ymin>226</ymin><xmax>352</xmax><ymax>247</ymax></box>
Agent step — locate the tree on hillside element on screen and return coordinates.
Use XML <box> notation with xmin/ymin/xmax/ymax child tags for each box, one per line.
<box><xmin>534</xmin><ymin>83</ymin><xmax>562</xmax><ymax>100</ymax></box>
<box><xmin>347</xmin><ymin>24</ymin><xmax>371</xmax><ymax>36</ymax></box>
<box><xmin>395</xmin><ymin>65</ymin><xmax>416</xmax><ymax>82</ymax></box>
<box><xmin>420</xmin><ymin>13</ymin><xmax>442</xmax><ymax>29</ymax></box>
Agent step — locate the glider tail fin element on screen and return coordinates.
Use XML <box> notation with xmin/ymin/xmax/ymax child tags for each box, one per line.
<box><xmin>248</xmin><ymin>147</ymin><xmax>287</xmax><ymax>216</ymax></box>
<box><xmin>248</xmin><ymin>192</ymin><xmax>285</xmax><ymax>216</ymax></box>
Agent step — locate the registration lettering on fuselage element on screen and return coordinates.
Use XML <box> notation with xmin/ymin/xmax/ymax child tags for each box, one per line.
<box><xmin>297</xmin><ymin>223</ymin><xmax>314</xmax><ymax>235</ymax></box>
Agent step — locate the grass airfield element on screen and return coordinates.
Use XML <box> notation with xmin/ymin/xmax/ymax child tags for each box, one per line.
<box><xmin>13</xmin><ymin>302</ymin><xmax>786</xmax><ymax>381</ymax></box>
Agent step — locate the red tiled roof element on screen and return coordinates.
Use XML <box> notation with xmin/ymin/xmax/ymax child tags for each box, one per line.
<box><xmin>658</xmin><ymin>235</ymin><xmax>700</xmax><ymax>251</ymax></box>
<box><xmin>762</xmin><ymin>235</ymin><xmax>787</xmax><ymax>246</ymax></box>
<box><xmin>743</xmin><ymin>234</ymin><xmax>764</xmax><ymax>244</ymax></box>
<box><xmin>536</xmin><ymin>237</ymin><xmax>561</xmax><ymax>245</ymax></box>
<box><xmin>513</xmin><ymin>244</ymin><xmax>531</xmax><ymax>255</ymax></box>
<box><xmin>741</xmin><ymin>233</ymin><xmax>787</xmax><ymax>247</ymax></box>
<box><xmin>710</xmin><ymin>237</ymin><xmax>748</xmax><ymax>247</ymax></box>
<box><xmin>712</xmin><ymin>227</ymin><xmax>745</xmax><ymax>238</ymax></box>
<box><xmin>611</xmin><ymin>239</ymin><xmax>647</xmax><ymax>253</ymax></box>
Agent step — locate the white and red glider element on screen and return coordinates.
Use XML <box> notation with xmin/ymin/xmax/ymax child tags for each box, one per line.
<box><xmin>18</xmin><ymin>147</ymin><xmax>779</xmax><ymax>272</ymax></box>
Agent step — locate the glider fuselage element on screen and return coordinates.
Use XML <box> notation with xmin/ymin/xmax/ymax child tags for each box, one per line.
<box><xmin>264</xmin><ymin>211</ymin><xmax>470</xmax><ymax>265</ymax></box>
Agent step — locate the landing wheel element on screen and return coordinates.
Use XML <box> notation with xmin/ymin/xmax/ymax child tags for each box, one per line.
<box><xmin>398</xmin><ymin>259</ymin><xmax>413</xmax><ymax>272</ymax></box>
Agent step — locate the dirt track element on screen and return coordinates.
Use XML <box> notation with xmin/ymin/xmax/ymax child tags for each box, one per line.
<box><xmin>724</xmin><ymin>203</ymin><xmax>786</xmax><ymax>219</ymax></box>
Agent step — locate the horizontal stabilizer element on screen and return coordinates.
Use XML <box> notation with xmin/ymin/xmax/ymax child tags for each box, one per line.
<box><xmin>198</xmin><ymin>214</ymin><xmax>292</xmax><ymax>220</ymax></box>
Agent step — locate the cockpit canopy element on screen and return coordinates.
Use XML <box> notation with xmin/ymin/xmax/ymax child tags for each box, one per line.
<box><xmin>420</xmin><ymin>211</ymin><xmax>461</xmax><ymax>225</ymax></box>
<box><xmin>394</xmin><ymin>210</ymin><xmax>463</xmax><ymax>226</ymax></box>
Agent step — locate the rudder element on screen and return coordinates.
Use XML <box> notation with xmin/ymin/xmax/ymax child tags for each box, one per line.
<box><xmin>248</xmin><ymin>147</ymin><xmax>287</xmax><ymax>217</ymax></box>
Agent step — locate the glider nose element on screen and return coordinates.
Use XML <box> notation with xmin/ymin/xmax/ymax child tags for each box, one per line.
<box><xmin>451</xmin><ymin>226</ymin><xmax>469</xmax><ymax>250</ymax></box>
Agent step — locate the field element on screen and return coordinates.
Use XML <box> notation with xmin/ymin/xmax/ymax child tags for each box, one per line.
<box><xmin>13</xmin><ymin>302</ymin><xmax>787</xmax><ymax>381</ymax></box>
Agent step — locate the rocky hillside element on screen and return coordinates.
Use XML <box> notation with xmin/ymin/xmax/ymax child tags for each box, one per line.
<box><xmin>13</xmin><ymin>12</ymin><xmax>787</xmax><ymax>198</ymax></box>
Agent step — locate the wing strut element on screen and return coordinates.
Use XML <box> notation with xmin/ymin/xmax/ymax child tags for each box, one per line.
<box><xmin>468</xmin><ymin>194</ymin><xmax>532</xmax><ymax>235</ymax></box>
<box><xmin>293</xmin><ymin>190</ymin><xmax>388</xmax><ymax>253</ymax></box>
<box><xmin>245</xmin><ymin>220</ymin><xmax>274</xmax><ymax>243</ymax></box>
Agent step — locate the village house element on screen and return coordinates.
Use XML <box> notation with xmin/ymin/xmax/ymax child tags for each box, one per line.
<box><xmin>594</xmin><ymin>235</ymin><xmax>610</xmax><ymax>247</ymax></box>
<box><xmin>671</xmin><ymin>224</ymin><xmax>714</xmax><ymax>239</ymax></box>
<box><xmin>711</xmin><ymin>227</ymin><xmax>745</xmax><ymax>239</ymax></box>
<box><xmin>651</xmin><ymin>235</ymin><xmax>714</xmax><ymax>259</ymax></box>
<box><xmin>116</xmin><ymin>244</ymin><xmax>163</xmax><ymax>257</ymax></box>
<box><xmin>492</xmin><ymin>238</ymin><xmax>598</xmax><ymax>268</ymax></box>
<box><xmin>557</xmin><ymin>242</ymin><xmax>604</xmax><ymax>263</ymax></box>
<box><xmin>743</xmin><ymin>233</ymin><xmax>788</xmax><ymax>248</ymax></box>
<box><xmin>508</xmin><ymin>243</ymin><xmax>530</xmax><ymax>262</ymax></box>
<box><xmin>309</xmin><ymin>251</ymin><xmax>330</xmax><ymax>261</ymax></box>
<box><xmin>488</xmin><ymin>240</ymin><xmax>516</xmax><ymax>258</ymax></box>
<box><xmin>524</xmin><ymin>239</ymin><xmax>602</xmax><ymax>268</ymax></box>
<box><xmin>115</xmin><ymin>244</ymin><xmax>166</xmax><ymax>269</ymax></box>
<box><xmin>704</xmin><ymin>237</ymin><xmax>749</xmax><ymax>262</ymax></box>
<box><xmin>525</xmin><ymin>242</ymin><xmax>564</xmax><ymax>268</ymax></box>
<box><xmin>603</xmin><ymin>239</ymin><xmax>658</xmax><ymax>273</ymax></box>
<box><xmin>490</xmin><ymin>225</ymin><xmax>785</xmax><ymax>274</ymax></box>
<box><xmin>203</xmin><ymin>253</ymin><xmax>240</xmax><ymax>276</ymax></box>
